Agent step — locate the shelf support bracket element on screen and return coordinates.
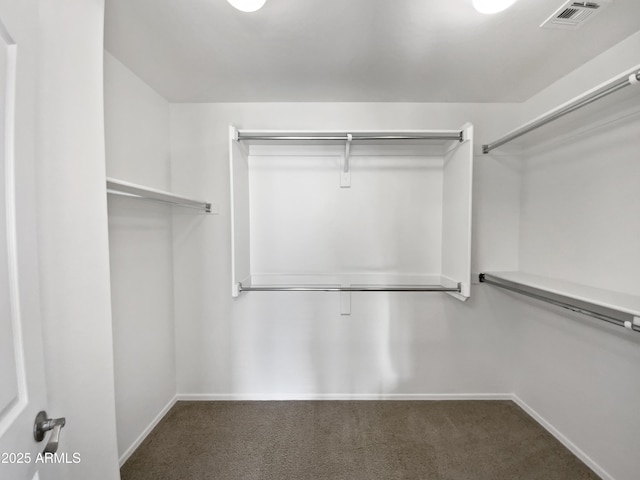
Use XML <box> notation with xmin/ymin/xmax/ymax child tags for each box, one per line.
<box><xmin>341</xmin><ymin>133</ymin><xmax>352</xmax><ymax>188</ymax></box>
<box><xmin>340</xmin><ymin>283</ymin><xmax>351</xmax><ymax>315</ymax></box>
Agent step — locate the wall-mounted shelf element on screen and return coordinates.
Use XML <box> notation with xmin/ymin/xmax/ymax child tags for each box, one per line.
<box><xmin>106</xmin><ymin>177</ymin><xmax>213</xmax><ymax>213</ymax></box>
<box><xmin>483</xmin><ymin>66</ymin><xmax>640</xmax><ymax>154</ymax></box>
<box><xmin>230</xmin><ymin>125</ymin><xmax>474</xmax><ymax>302</ymax></box>
<box><xmin>235</xmin><ymin>129</ymin><xmax>467</xmax><ymax>188</ymax></box>
<box><xmin>479</xmin><ymin>272</ymin><xmax>640</xmax><ymax>333</ymax></box>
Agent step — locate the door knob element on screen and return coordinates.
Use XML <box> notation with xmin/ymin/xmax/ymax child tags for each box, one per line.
<box><xmin>34</xmin><ymin>411</ymin><xmax>66</xmax><ymax>454</ymax></box>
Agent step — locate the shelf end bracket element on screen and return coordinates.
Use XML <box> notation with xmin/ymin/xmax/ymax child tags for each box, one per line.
<box><xmin>341</xmin><ymin>133</ymin><xmax>352</xmax><ymax>188</ymax></box>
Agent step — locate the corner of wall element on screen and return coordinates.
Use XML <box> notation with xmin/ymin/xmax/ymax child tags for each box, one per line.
<box><xmin>521</xmin><ymin>30</ymin><xmax>640</xmax><ymax>120</ymax></box>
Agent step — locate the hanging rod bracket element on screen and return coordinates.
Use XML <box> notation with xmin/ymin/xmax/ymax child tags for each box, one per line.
<box><xmin>340</xmin><ymin>283</ymin><xmax>351</xmax><ymax>315</ymax></box>
<box><xmin>341</xmin><ymin>133</ymin><xmax>352</xmax><ymax>188</ymax></box>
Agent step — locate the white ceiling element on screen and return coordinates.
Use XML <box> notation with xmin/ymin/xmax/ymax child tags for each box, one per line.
<box><xmin>104</xmin><ymin>0</ymin><xmax>640</xmax><ymax>103</ymax></box>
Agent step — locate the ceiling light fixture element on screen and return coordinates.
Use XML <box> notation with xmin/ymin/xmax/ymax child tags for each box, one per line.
<box><xmin>227</xmin><ymin>0</ymin><xmax>266</xmax><ymax>13</ymax></box>
<box><xmin>472</xmin><ymin>0</ymin><xmax>518</xmax><ymax>14</ymax></box>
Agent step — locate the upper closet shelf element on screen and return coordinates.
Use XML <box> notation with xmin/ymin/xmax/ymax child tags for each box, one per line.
<box><xmin>106</xmin><ymin>177</ymin><xmax>213</xmax><ymax>213</ymax></box>
<box><xmin>483</xmin><ymin>66</ymin><xmax>640</xmax><ymax>154</ymax></box>
<box><xmin>479</xmin><ymin>271</ymin><xmax>640</xmax><ymax>333</ymax></box>
<box><xmin>234</xmin><ymin>128</ymin><xmax>469</xmax><ymax>189</ymax></box>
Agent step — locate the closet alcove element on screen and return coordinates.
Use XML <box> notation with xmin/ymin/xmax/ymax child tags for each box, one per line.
<box><xmin>480</xmin><ymin>65</ymin><xmax>640</xmax><ymax>334</ymax></box>
<box><xmin>229</xmin><ymin>125</ymin><xmax>474</xmax><ymax>305</ymax></box>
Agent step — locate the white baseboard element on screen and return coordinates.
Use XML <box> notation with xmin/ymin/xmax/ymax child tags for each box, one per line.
<box><xmin>176</xmin><ymin>392</ymin><xmax>512</xmax><ymax>401</ymax></box>
<box><xmin>118</xmin><ymin>395</ymin><xmax>178</xmax><ymax>467</ymax></box>
<box><xmin>510</xmin><ymin>394</ymin><xmax>612</xmax><ymax>480</ymax></box>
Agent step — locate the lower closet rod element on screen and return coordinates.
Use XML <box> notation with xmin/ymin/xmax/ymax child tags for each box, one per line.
<box><xmin>479</xmin><ymin>274</ymin><xmax>640</xmax><ymax>333</ymax></box>
<box><xmin>238</xmin><ymin>283</ymin><xmax>461</xmax><ymax>293</ymax></box>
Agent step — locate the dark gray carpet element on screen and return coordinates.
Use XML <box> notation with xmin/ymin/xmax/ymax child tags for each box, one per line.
<box><xmin>121</xmin><ymin>401</ymin><xmax>599</xmax><ymax>480</ymax></box>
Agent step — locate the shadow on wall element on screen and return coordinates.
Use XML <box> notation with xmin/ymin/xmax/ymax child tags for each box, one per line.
<box><xmin>226</xmin><ymin>288</ymin><xmax>486</xmax><ymax>397</ymax></box>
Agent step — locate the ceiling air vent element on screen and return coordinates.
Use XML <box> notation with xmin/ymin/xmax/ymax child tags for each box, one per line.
<box><xmin>541</xmin><ymin>0</ymin><xmax>611</xmax><ymax>29</ymax></box>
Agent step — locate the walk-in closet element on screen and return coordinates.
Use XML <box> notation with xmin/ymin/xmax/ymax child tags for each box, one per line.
<box><xmin>0</xmin><ymin>1</ymin><xmax>639</xmax><ymax>479</ymax></box>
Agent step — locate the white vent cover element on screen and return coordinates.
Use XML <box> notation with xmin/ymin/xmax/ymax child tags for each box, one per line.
<box><xmin>541</xmin><ymin>0</ymin><xmax>611</xmax><ymax>29</ymax></box>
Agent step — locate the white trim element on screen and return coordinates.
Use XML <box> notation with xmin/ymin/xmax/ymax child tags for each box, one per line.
<box><xmin>118</xmin><ymin>395</ymin><xmax>178</xmax><ymax>467</ymax></box>
<box><xmin>511</xmin><ymin>394</ymin><xmax>612</xmax><ymax>480</ymax></box>
<box><xmin>176</xmin><ymin>393</ymin><xmax>513</xmax><ymax>401</ymax></box>
<box><xmin>0</xmin><ymin>21</ymin><xmax>28</xmax><ymax>438</ymax></box>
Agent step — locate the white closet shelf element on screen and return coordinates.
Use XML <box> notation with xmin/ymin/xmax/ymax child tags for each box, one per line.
<box><xmin>238</xmin><ymin>283</ymin><xmax>462</xmax><ymax>293</ymax></box>
<box><xmin>483</xmin><ymin>66</ymin><xmax>640</xmax><ymax>154</ymax></box>
<box><xmin>479</xmin><ymin>271</ymin><xmax>640</xmax><ymax>333</ymax></box>
<box><xmin>106</xmin><ymin>177</ymin><xmax>214</xmax><ymax>213</ymax></box>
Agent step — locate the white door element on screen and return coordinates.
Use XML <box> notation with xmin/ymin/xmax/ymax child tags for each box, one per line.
<box><xmin>0</xmin><ymin>2</ymin><xmax>60</xmax><ymax>479</ymax></box>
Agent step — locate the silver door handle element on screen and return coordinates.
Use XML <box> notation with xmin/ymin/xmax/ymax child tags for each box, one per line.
<box><xmin>34</xmin><ymin>411</ymin><xmax>66</xmax><ymax>454</ymax></box>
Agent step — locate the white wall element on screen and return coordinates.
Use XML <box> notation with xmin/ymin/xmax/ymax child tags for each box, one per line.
<box><xmin>104</xmin><ymin>52</ymin><xmax>176</xmax><ymax>463</ymax></box>
<box><xmin>500</xmin><ymin>32</ymin><xmax>640</xmax><ymax>480</ymax></box>
<box><xmin>247</xmin><ymin>151</ymin><xmax>445</xmax><ymax>280</ymax></box>
<box><xmin>520</xmin><ymin>30</ymin><xmax>640</xmax><ymax>122</ymax></box>
<box><xmin>170</xmin><ymin>102</ymin><xmax>522</xmax><ymax>398</ymax></box>
<box><xmin>35</xmin><ymin>1</ymin><xmax>120</xmax><ymax>478</ymax></box>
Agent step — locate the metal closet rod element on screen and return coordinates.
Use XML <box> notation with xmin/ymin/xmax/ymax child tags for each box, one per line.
<box><xmin>237</xmin><ymin>132</ymin><xmax>464</xmax><ymax>142</ymax></box>
<box><xmin>483</xmin><ymin>70</ymin><xmax>640</xmax><ymax>154</ymax></box>
<box><xmin>238</xmin><ymin>283</ymin><xmax>462</xmax><ymax>293</ymax></box>
<box><xmin>479</xmin><ymin>273</ymin><xmax>640</xmax><ymax>333</ymax></box>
